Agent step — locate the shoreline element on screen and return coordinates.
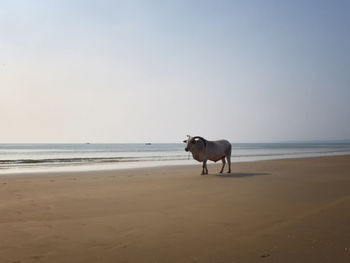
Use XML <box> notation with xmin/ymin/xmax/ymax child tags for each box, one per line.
<box><xmin>1</xmin><ymin>151</ymin><xmax>350</xmax><ymax>176</ymax></box>
<box><xmin>1</xmin><ymin>155</ymin><xmax>350</xmax><ymax>262</ymax></box>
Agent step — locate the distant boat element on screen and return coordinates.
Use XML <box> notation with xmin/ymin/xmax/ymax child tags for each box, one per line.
<box><xmin>85</xmin><ymin>142</ymin><xmax>91</xmax><ymax>144</ymax></box>
<box><xmin>145</xmin><ymin>143</ymin><xmax>152</xmax><ymax>145</ymax></box>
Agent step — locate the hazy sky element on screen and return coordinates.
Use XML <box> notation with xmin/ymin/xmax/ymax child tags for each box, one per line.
<box><xmin>1</xmin><ymin>0</ymin><xmax>349</xmax><ymax>143</ymax></box>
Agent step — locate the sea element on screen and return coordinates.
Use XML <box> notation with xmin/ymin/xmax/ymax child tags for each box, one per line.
<box><xmin>1</xmin><ymin>142</ymin><xmax>350</xmax><ymax>174</ymax></box>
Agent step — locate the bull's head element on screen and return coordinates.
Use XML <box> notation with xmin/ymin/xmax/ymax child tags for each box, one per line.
<box><xmin>183</xmin><ymin>135</ymin><xmax>206</xmax><ymax>152</ymax></box>
<box><xmin>183</xmin><ymin>135</ymin><xmax>191</xmax><ymax>152</ymax></box>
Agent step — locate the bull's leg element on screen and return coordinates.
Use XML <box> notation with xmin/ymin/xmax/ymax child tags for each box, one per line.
<box><xmin>201</xmin><ymin>161</ymin><xmax>206</xmax><ymax>175</ymax></box>
<box><xmin>227</xmin><ymin>155</ymin><xmax>231</xmax><ymax>173</ymax></box>
<box><xmin>203</xmin><ymin>160</ymin><xmax>208</xmax><ymax>174</ymax></box>
<box><xmin>219</xmin><ymin>157</ymin><xmax>226</xmax><ymax>173</ymax></box>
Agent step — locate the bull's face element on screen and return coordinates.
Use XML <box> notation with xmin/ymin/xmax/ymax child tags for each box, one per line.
<box><xmin>183</xmin><ymin>135</ymin><xmax>197</xmax><ymax>152</ymax></box>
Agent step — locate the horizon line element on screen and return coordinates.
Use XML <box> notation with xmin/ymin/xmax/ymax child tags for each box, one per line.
<box><xmin>1</xmin><ymin>139</ymin><xmax>350</xmax><ymax>144</ymax></box>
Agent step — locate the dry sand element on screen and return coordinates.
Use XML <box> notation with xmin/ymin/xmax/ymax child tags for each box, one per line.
<box><xmin>1</xmin><ymin>155</ymin><xmax>350</xmax><ymax>262</ymax></box>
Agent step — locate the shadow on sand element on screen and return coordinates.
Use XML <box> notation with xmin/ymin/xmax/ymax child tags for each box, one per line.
<box><xmin>217</xmin><ymin>172</ymin><xmax>270</xmax><ymax>178</ymax></box>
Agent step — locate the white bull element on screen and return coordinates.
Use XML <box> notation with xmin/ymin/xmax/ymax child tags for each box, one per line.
<box><xmin>183</xmin><ymin>135</ymin><xmax>232</xmax><ymax>175</ymax></box>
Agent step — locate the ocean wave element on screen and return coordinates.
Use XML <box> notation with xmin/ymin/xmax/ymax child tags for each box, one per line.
<box><xmin>1</xmin><ymin>149</ymin><xmax>350</xmax><ymax>167</ymax></box>
<box><xmin>0</xmin><ymin>155</ymin><xmax>190</xmax><ymax>166</ymax></box>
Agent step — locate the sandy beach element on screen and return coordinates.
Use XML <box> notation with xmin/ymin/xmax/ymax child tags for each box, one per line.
<box><xmin>1</xmin><ymin>155</ymin><xmax>350</xmax><ymax>262</ymax></box>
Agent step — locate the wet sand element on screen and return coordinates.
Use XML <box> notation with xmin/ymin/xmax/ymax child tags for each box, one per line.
<box><xmin>1</xmin><ymin>155</ymin><xmax>350</xmax><ymax>262</ymax></box>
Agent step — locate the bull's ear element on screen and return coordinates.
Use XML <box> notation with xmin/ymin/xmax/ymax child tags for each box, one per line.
<box><xmin>191</xmin><ymin>140</ymin><xmax>196</xmax><ymax>144</ymax></box>
<box><xmin>183</xmin><ymin>140</ymin><xmax>187</xmax><ymax>143</ymax></box>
